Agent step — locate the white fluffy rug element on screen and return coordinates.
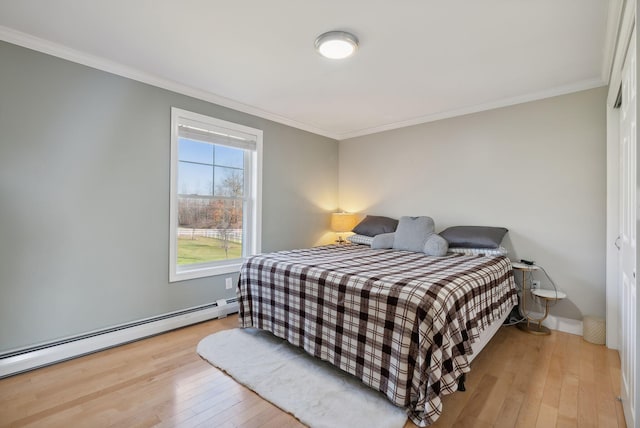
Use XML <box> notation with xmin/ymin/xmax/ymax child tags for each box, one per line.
<box><xmin>197</xmin><ymin>328</ymin><xmax>407</xmax><ymax>428</ymax></box>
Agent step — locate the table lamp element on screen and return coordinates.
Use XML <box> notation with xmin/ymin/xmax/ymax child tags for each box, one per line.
<box><xmin>331</xmin><ymin>212</ymin><xmax>358</xmax><ymax>244</ymax></box>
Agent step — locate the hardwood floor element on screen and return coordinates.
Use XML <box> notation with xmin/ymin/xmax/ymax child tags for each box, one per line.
<box><xmin>0</xmin><ymin>315</ymin><xmax>625</xmax><ymax>428</ymax></box>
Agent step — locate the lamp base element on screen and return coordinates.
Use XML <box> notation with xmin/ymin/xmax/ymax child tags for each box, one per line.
<box><xmin>517</xmin><ymin>321</ymin><xmax>551</xmax><ymax>335</ymax></box>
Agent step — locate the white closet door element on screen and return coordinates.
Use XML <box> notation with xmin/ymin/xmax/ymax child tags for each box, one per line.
<box><xmin>619</xmin><ymin>27</ymin><xmax>637</xmax><ymax>428</ymax></box>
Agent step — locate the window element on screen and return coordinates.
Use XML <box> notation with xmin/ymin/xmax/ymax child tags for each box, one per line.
<box><xmin>170</xmin><ymin>108</ymin><xmax>262</xmax><ymax>282</ymax></box>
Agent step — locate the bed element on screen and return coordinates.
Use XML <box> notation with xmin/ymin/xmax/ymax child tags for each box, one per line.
<box><xmin>238</xmin><ymin>243</ymin><xmax>517</xmax><ymax>426</ymax></box>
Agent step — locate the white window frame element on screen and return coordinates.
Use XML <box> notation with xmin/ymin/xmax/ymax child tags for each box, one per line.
<box><xmin>169</xmin><ymin>107</ymin><xmax>262</xmax><ymax>282</ymax></box>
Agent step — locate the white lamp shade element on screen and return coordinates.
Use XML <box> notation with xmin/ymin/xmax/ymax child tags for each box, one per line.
<box><xmin>331</xmin><ymin>212</ymin><xmax>358</xmax><ymax>233</ymax></box>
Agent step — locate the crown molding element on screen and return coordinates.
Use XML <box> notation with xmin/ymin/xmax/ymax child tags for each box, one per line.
<box><xmin>336</xmin><ymin>78</ymin><xmax>607</xmax><ymax>140</ymax></box>
<box><xmin>0</xmin><ymin>25</ymin><xmax>340</xmax><ymax>140</ymax></box>
<box><xmin>0</xmin><ymin>25</ymin><xmax>608</xmax><ymax>143</ymax></box>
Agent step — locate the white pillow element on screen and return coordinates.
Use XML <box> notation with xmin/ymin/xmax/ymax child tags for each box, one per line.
<box><xmin>449</xmin><ymin>246</ymin><xmax>508</xmax><ymax>256</ymax></box>
<box><xmin>346</xmin><ymin>234</ymin><xmax>373</xmax><ymax>246</ymax></box>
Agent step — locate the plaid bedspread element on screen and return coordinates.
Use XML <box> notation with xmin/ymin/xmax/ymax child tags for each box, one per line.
<box><xmin>238</xmin><ymin>244</ymin><xmax>517</xmax><ymax>426</ymax></box>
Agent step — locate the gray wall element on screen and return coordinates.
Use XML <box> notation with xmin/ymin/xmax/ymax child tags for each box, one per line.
<box><xmin>339</xmin><ymin>88</ymin><xmax>607</xmax><ymax>321</ymax></box>
<box><xmin>0</xmin><ymin>41</ymin><xmax>338</xmax><ymax>351</ymax></box>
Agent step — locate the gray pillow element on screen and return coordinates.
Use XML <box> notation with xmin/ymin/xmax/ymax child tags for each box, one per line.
<box><xmin>393</xmin><ymin>216</ymin><xmax>435</xmax><ymax>252</ymax></box>
<box><xmin>371</xmin><ymin>232</ymin><xmax>395</xmax><ymax>249</ymax></box>
<box><xmin>423</xmin><ymin>233</ymin><xmax>448</xmax><ymax>256</ymax></box>
<box><xmin>439</xmin><ymin>226</ymin><xmax>508</xmax><ymax>249</ymax></box>
<box><xmin>352</xmin><ymin>215</ymin><xmax>398</xmax><ymax>237</ymax></box>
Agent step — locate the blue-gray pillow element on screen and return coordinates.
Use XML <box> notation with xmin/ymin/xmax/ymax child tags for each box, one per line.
<box><xmin>423</xmin><ymin>233</ymin><xmax>448</xmax><ymax>256</ymax></box>
<box><xmin>393</xmin><ymin>216</ymin><xmax>435</xmax><ymax>252</ymax></box>
<box><xmin>439</xmin><ymin>226</ymin><xmax>508</xmax><ymax>249</ymax></box>
<box><xmin>352</xmin><ymin>215</ymin><xmax>398</xmax><ymax>237</ymax></box>
<box><xmin>371</xmin><ymin>232</ymin><xmax>395</xmax><ymax>249</ymax></box>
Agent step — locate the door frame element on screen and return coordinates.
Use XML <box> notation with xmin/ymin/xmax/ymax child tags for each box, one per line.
<box><xmin>607</xmin><ymin>104</ymin><xmax>620</xmax><ymax>351</ymax></box>
<box><xmin>605</xmin><ymin>0</ymin><xmax>634</xmax><ymax>352</ymax></box>
<box><xmin>605</xmin><ymin>2</ymin><xmax>638</xmax><ymax>427</ymax></box>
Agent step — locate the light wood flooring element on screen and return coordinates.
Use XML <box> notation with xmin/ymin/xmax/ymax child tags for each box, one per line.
<box><xmin>0</xmin><ymin>314</ymin><xmax>625</xmax><ymax>427</ymax></box>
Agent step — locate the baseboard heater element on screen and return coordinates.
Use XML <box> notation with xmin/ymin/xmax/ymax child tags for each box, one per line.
<box><xmin>0</xmin><ymin>298</ymin><xmax>238</xmax><ymax>379</ymax></box>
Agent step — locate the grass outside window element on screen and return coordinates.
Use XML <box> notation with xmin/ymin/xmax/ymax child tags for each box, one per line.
<box><xmin>177</xmin><ymin>236</ymin><xmax>242</xmax><ymax>265</ymax></box>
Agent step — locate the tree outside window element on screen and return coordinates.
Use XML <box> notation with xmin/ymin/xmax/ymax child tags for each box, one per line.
<box><xmin>177</xmin><ymin>139</ymin><xmax>245</xmax><ymax>265</ymax></box>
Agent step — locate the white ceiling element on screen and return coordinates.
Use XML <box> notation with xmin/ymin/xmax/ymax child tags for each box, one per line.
<box><xmin>0</xmin><ymin>0</ymin><xmax>612</xmax><ymax>140</ymax></box>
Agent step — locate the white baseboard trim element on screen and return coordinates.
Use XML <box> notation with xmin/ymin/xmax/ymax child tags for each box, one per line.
<box><xmin>547</xmin><ymin>315</ymin><xmax>583</xmax><ymax>336</ymax></box>
<box><xmin>0</xmin><ymin>301</ymin><xmax>238</xmax><ymax>378</ymax></box>
<box><xmin>0</xmin><ymin>301</ymin><xmax>584</xmax><ymax>378</ymax></box>
<box><xmin>526</xmin><ymin>311</ymin><xmax>584</xmax><ymax>336</ymax></box>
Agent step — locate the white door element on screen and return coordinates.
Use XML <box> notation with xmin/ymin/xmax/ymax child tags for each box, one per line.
<box><xmin>619</xmin><ymin>27</ymin><xmax>637</xmax><ymax>428</ymax></box>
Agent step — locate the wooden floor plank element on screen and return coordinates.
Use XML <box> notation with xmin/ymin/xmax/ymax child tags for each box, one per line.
<box><xmin>0</xmin><ymin>316</ymin><xmax>626</xmax><ymax>428</ymax></box>
<box><xmin>557</xmin><ymin>374</ymin><xmax>579</xmax><ymax>425</ymax></box>
<box><xmin>577</xmin><ymin>380</ymin><xmax>600</xmax><ymax>428</ymax></box>
<box><xmin>535</xmin><ymin>403</ymin><xmax>557</xmax><ymax>428</ymax></box>
<box><xmin>493</xmin><ymin>391</ymin><xmax>525</xmax><ymax>428</ymax></box>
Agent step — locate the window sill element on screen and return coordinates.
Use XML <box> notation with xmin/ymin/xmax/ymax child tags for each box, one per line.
<box><xmin>170</xmin><ymin>261</ymin><xmax>243</xmax><ymax>282</ymax></box>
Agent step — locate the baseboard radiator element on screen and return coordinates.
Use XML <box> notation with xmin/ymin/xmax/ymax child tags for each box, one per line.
<box><xmin>0</xmin><ymin>298</ymin><xmax>238</xmax><ymax>379</ymax></box>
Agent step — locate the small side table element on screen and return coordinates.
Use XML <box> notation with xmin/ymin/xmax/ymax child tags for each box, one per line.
<box><xmin>527</xmin><ymin>288</ymin><xmax>567</xmax><ymax>335</ymax></box>
<box><xmin>512</xmin><ymin>262</ymin><xmax>566</xmax><ymax>335</ymax></box>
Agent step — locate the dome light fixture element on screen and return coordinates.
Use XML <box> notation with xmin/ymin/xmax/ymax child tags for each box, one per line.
<box><xmin>314</xmin><ymin>31</ymin><xmax>359</xmax><ymax>59</ymax></box>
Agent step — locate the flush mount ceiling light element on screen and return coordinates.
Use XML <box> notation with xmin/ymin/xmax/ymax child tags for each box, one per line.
<box><xmin>314</xmin><ymin>31</ymin><xmax>359</xmax><ymax>59</ymax></box>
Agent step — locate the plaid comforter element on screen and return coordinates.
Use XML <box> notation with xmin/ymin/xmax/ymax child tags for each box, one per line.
<box><xmin>238</xmin><ymin>244</ymin><xmax>517</xmax><ymax>426</ymax></box>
